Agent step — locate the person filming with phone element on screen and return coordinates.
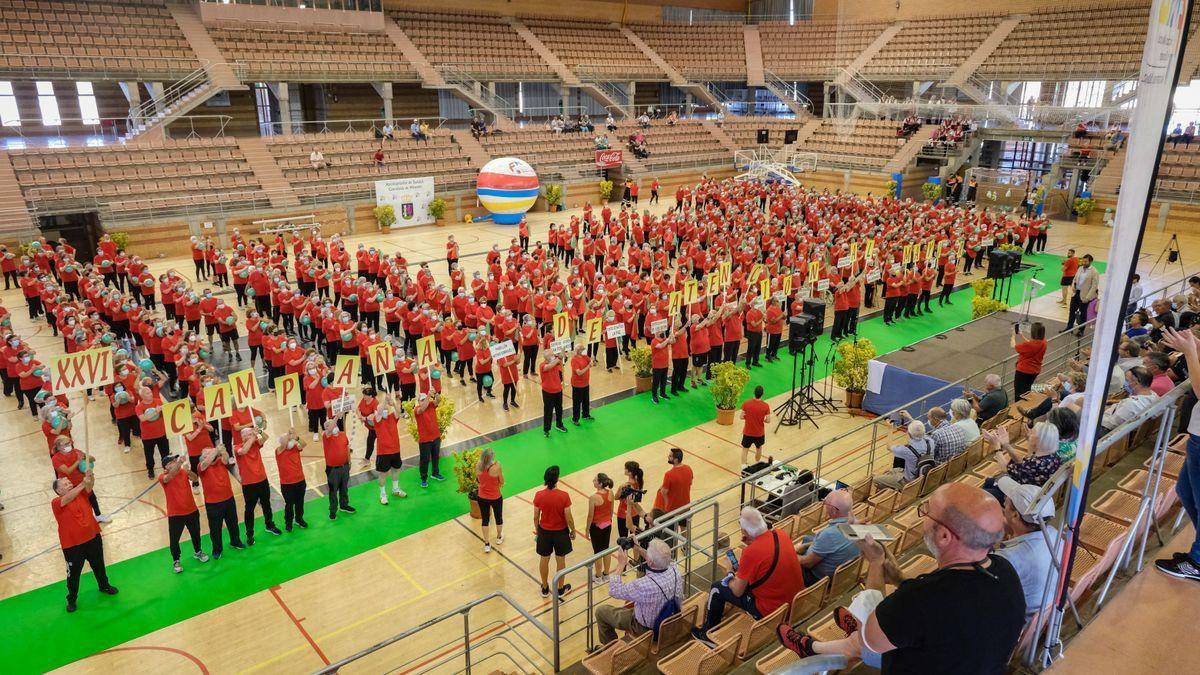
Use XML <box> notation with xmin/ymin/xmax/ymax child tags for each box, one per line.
<box><xmin>595</xmin><ymin>538</ymin><xmax>683</xmax><ymax>644</ymax></box>
<box><xmin>692</xmin><ymin>506</ymin><xmax>804</xmax><ymax>646</ymax></box>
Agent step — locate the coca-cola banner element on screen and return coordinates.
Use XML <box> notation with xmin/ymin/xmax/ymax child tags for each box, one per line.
<box><xmin>595</xmin><ymin>149</ymin><xmax>623</xmax><ymax>168</ymax></box>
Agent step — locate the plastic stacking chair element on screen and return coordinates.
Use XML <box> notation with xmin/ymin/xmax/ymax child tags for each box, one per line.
<box><xmin>788</xmin><ymin>577</ymin><xmax>829</xmax><ymax>624</ymax></box>
<box><xmin>582</xmin><ymin>630</ymin><xmax>653</xmax><ymax>675</ymax></box>
<box><xmin>707</xmin><ymin>604</ymin><xmax>787</xmax><ymax>662</ymax></box>
<box><xmin>655</xmin><ymin>634</ymin><xmax>738</xmax><ymax>675</ymax></box>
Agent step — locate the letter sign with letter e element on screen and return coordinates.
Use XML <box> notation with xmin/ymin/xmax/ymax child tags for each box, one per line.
<box><xmin>585</xmin><ymin>317</ymin><xmax>603</xmax><ymax>344</ymax></box>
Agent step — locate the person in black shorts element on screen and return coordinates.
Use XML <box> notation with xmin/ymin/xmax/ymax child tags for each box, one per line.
<box><xmin>533</xmin><ymin>465</ymin><xmax>576</xmax><ymax>597</ymax></box>
<box><xmin>587</xmin><ymin>473</ymin><xmax>615</xmax><ymax>581</ymax></box>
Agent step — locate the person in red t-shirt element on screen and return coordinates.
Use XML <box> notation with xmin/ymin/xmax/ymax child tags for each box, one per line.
<box><xmin>274</xmin><ymin>429</ymin><xmax>308</xmax><ymax>530</ymax></box>
<box><xmin>693</xmin><ymin>506</ymin><xmax>804</xmax><ymax>643</ymax></box>
<box><xmin>540</xmin><ymin>351</ymin><xmax>567</xmax><ymax>436</ymax></box>
<box><xmin>939</xmin><ymin>257</ymin><xmax>958</xmax><ymax>307</ymax></box>
<box><xmin>569</xmin><ymin>343</ymin><xmax>593</xmax><ymax>425</ymax></box>
<box><xmin>52</xmin><ymin>472</ymin><xmax>117</xmax><ymax>612</ymax></box>
<box><xmin>764</xmin><ymin>298</ymin><xmax>786</xmax><ymax>363</ymax></box>
<box><xmin>321</xmin><ymin>417</ymin><xmax>355</xmax><ymax>519</ymax></box>
<box><xmin>740</xmin><ymin>385</ymin><xmax>771</xmax><ymax>466</ymax></box>
<box><xmin>652</xmin><ymin>447</ymin><xmax>694</xmax><ymax>520</ymax></box>
<box><xmin>158</xmin><ymin>454</ymin><xmax>209</xmax><ymax>573</ymax></box>
<box><xmin>1012</xmin><ymin>322</ymin><xmax>1047</xmax><ymax>398</ymax></box>
<box><xmin>533</xmin><ymin>465</ymin><xmax>576</xmax><ymax>597</ymax></box>
<box><xmin>650</xmin><ymin>322</ymin><xmax>680</xmax><ymax>403</ymax></box>
<box><xmin>414</xmin><ymin>391</ymin><xmax>445</xmax><ymax>487</ymax></box>
<box><xmin>373</xmin><ymin>393</ymin><xmax>411</xmax><ymax>498</ymax></box>
<box><xmin>136</xmin><ymin>387</ymin><xmax>169</xmax><ymax>478</ymax></box>
<box><xmin>197</xmin><ymin>446</ymin><xmax>244</xmax><ymax>557</ymax></box>
<box><xmin>235</xmin><ymin>427</ymin><xmax>280</xmax><ymax>544</ymax></box>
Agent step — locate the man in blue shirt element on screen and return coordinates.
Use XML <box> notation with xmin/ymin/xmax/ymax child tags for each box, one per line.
<box><xmin>795</xmin><ymin>490</ymin><xmax>858</xmax><ymax>586</ymax></box>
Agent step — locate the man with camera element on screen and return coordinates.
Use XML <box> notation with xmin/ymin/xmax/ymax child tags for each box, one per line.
<box><xmin>595</xmin><ymin>538</ymin><xmax>683</xmax><ymax>644</ymax></box>
<box><xmin>692</xmin><ymin>506</ymin><xmax>804</xmax><ymax>646</ymax></box>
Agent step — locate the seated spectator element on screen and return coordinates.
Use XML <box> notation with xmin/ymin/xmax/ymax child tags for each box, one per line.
<box><xmin>550</xmin><ymin>116</ymin><xmax>565</xmax><ymax>134</ymax></box>
<box><xmin>637</xmin><ymin>112</ymin><xmax>651</xmax><ymax>129</ymax></box>
<box><xmin>715</xmin><ymin>109</ymin><xmax>726</xmax><ymax>128</ymax></box>
<box><xmin>594</xmin><ymin>134</ymin><xmax>610</xmax><ymax>150</ymax></box>
<box><xmin>692</xmin><ymin>506</ymin><xmax>804</xmax><ymax>646</ymax></box>
<box><xmin>1169</xmin><ymin>123</ymin><xmax>1184</xmax><ymax>147</ymax></box>
<box><xmin>777</xmin><ymin>484</ymin><xmax>1025</xmax><ymax>672</ymax></box>
<box><xmin>372</xmin><ymin>145</ymin><xmax>384</xmax><ymax>172</ymax></box>
<box><xmin>1186</xmin><ymin>121</ymin><xmax>1197</xmax><ymax>147</ymax></box>
<box><xmin>1148</xmin><ymin>298</ymin><xmax>1177</xmax><ymax>342</ymax></box>
<box><xmin>925</xmin><ymin>406</ymin><xmax>968</xmax><ymax>462</ymax></box>
<box><xmin>963</xmin><ymin>374</ymin><xmax>1008</xmax><ymax>423</ymax></box>
<box><xmin>605</xmin><ymin>113</ymin><xmax>617</xmax><ymax>132</ymax></box>
<box><xmin>1144</xmin><ymin>351</ymin><xmax>1176</xmax><ymax>396</ymax></box>
<box><xmin>665</xmin><ymin>110</ymin><xmax>678</xmax><ymax>126</ymax></box>
<box><xmin>1073</xmin><ymin>121</ymin><xmax>1089</xmax><ymax>139</ymax></box>
<box><xmin>1047</xmin><ymin>407</ymin><xmax>1080</xmax><ymax>462</ymax></box>
<box><xmin>595</xmin><ymin>538</ymin><xmax>682</xmax><ymax>644</ymax></box>
<box><xmin>410</xmin><ymin>120</ymin><xmax>428</xmax><ymax>143</ymax></box>
<box><xmin>1020</xmin><ymin>371</ymin><xmax>1086</xmax><ymax>421</ymax></box>
<box><xmin>995</xmin><ymin>477</ymin><xmax>1058</xmax><ymax>619</ymax></box>
<box><xmin>982</xmin><ymin>422</ymin><xmax>1062</xmax><ymax>502</ymax></box>
<box><xmin>1125</xmin><ymin>312</ymin><xmax>1150</xmax><ymax>339</ymax></box>
<box><xmin>872</xmin><ymin>420</ymin><xmax>935</xmax><ymax>491</ymax></box>
<box><xmin>380</xmin><ymin>121</ymin><xmax>394</xmax><ymax>141</ymax></box>
<box><xmin>1099</xmin><ymin>367</ymin><xmax>1159</xmax><ymax>435</ymax></box>
<box><xmin>420</xmin><ymin>119</ymin><xmax>431</xmax><ymax>138</ymax></box>
<box><xmin>634</xmin><ymin>140</ymin><xmax>649</xmax><ymax>159</ymax></box>
<box><xmin>794</xmin><ymin>490</ymin><xmax>858</xmax><ymax>586</ymax></box>
<box><xmin>578</xmin><ymin>115</ymin><xmax>594</xmax><ymax>133</ymax></box>
<box><xmin>1117</xmin><ymin>339</ymin><xmax>1143</xmax><ymax>371</ymax></box>
<box><xmin>309</xmin><ymin>148</ymin><xmax>327</xmax><ymax>172</ymax></box>
<box><xmin>949</xmin><ymin>398</ymin><xmax>980</xmax><ymax>444</ymax></box>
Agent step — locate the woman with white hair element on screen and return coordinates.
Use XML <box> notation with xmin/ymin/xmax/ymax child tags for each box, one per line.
<box><xmin>982</xmin><ymin>421</ymin><xmax>1062</xmax><ymax>503</ymax></box>
<box><xmin>949</xmin><ymin>398</ymin><xmax>980</xmax><ymax>444</ymax></box>
<box><xmin>872</xmin><ymin>420</ymin><xmax>935</xmax><ymax>491</ymax></box>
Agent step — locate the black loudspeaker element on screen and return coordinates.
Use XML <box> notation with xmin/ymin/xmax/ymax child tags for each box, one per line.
<box><xmin>757</xmin><ymin>129</ymin><xmax>770</xmax><ymax>144</ymax></box>
<box><xmin>802</xmin><ymin>298</ymin><xmax>826</xmax><ymax>336</ymax></box>
<box><xmin>784</xmin><ymin>129</ymin><xmax>798</xmax><ymax>144</ymax></box>
<box><xmin>987</xmin><ymin>249</ymin><xmax>1021</xmax><ymax>279</ymax></box>
<box><xmin>788</xmin><ymin>314</ymin><xmax>816</xmax><ymax>354</ymax></box>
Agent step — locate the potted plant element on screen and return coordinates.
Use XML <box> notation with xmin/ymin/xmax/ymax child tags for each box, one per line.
<box><xmin>630</xmin><ymin>345</ymin><xmax>653</xmax><ymax>393</ymax></box>
<box><xmin>921</xmin><ymin>181</ymin><xmax>942</xmax><ymax>204</ymax></box>
<box><xmin>831</xmin><ymin>338</ymin><xmax>876</xmax><ymax>409</ymax></box>
<box><xmin>884</xmin><ymin>179</ymin><xmax>898</xmax><ymax>198</ymax></box>
<box><xmin>543</xmin><ymin>184</ymin><xmax>563</xmax><ymax>212</ymax></box>
<box><xmin>970</xmin><ymin>278</ymin><xmax>1009</xmax><ymax>319</ymax></box>
<box><xmin>598</xmin><ymin>179</ymin><xmax>614</xmax><ymax>203</ymax></box>
<box><xmin>373</xmin><ymin>204</ymin><xmax>396</xmax><ymax>231</ymax></box>
<box><xmin>1073</xmin><ymin>196</ymin><xmax>1096</xmax><ymax>224</ymax></box>
<box><xmin>110</xmin><ymin>232</ymin><xmax>130</xmax><ymax>251</ymax></box>
<box><xmin>428</xmin><ymin>197</ymin><xmax>447</xmax><ymax>225</ymax></box>
<box><xmin>710</xmin><ymin>361</ymin><xmax>751</xmax><ymax>425</ymax></box>
<box><xmin>402</xmin><ymin>395</ymin><xmax>457</xmax><ymax>442</ymax></box>
<box><xmin>452</xmin><ymin>447</ymin><xmax>484</xmax><ymax>519</ymax></box>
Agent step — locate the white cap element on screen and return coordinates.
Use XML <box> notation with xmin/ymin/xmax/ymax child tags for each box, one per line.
<box><xmin>996</xmin><ymin>476</ymin><xmax>1056</xmax><ymax>524</ymax></box>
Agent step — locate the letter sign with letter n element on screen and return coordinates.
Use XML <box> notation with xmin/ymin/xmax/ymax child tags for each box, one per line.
<box><xmin>368</xmin><ymin>342</ymin><xmax>395</xmax><ymax>374</ymax></box>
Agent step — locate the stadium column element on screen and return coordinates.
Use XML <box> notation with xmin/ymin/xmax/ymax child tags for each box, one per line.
<box><xmin>371</xmin><ymin>82</ymin><xmax>392</xmax><ymax>124</ymax></box>
<box><xmin>146</xmin><ymin>82</ymin><xmax>165</xmax><ymax>114</ymax></box>
<box><xmin>274</xmin><ymin>83</ymin><xmax>293</xmax><ymax>133</ymax></box>
<box><xmin>118</xmin><ymin>82</ymin><xmax>141</xmax><ymax>117</ymax></box>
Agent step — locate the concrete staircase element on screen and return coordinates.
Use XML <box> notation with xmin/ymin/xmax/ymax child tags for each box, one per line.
<box><xmin>236</xmin><ymin>137</ymin><xmax>300</xmax><ymax>208</ymax></box>
<box><xmin>383</xmin><ymin>20</ymin><xmax>515</xmax><ymax>129</ymax></box>
<box><xmin>762</xmin><ymin>70</ymin><xmax>813</xmax><ymax>118</ymax></box>
<box><xmin>945</xmin><ymin>16</ymin><xmax>1024</xmax><ymax>87</ymax></box>
<box><xmin>169</xmin><ymin>4</ymin><xmax>245</xmax><ymax>88</ymax></box>
<box><xmin>507</xmin><ymin>18</ymin><xmax>578</xmax><ymax>85</ymax></box>
<box><xmin>744</xmin><ymin>25</ymin><xmax>765</xmax><ymax>87</ymax></box>
<box><xmin>833</xmin><ymin>23</ymin><xmax>905</xmax><ymax>88</ymax></box>
<box><xmin>701</xmin><ymin>120</ymin><xmax>741</xmax><ymax>155</ymax></box>
<box><xmin>883</xmin><ymin>124</ymin><xmax>938</xmax><ymax>174</ymax></box>
<box><xmin>1092</xmin><ymin>146</ymin><xmax>1128</xmax><ymax>196</ymax></box>
<box><xmin>616</xmin><ymin>25</ymin><xmax>721</xmax><ymax>109</ymax></box>
<box><xmin>450</xmin><ymin>130</ymin><xmax>493</xmax><ymax>170</ymax></box>
<box><xmin>0</xmin><ymin>151</ymin><xmax>36</xmax><ymax>238</ymax></box>
<box><xmin>794</xmin><ymin>119</ymin><xmax>824</xmax><ymax>147</ymax></box>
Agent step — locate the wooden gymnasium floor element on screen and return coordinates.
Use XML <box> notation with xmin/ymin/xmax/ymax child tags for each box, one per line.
<box><xmin>0</xmin><ymin>197</ymin><xmax>1193</xmax><ymax>673</ymax></box>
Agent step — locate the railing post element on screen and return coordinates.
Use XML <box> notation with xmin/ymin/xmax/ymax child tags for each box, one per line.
<box><xmin>709</xmin><ymin>501</ymin><xmax>720</xmax><ymax>585</ymax></box>
<box><xmin>586</xmin><ymin>562</ymin><xmax>595</xmax><ymax>655</ymax></box>
<box><xmin>463</xmin><ymin>612</ymin><xmax>472</xmax><ymax>675</ymax></box>
<box><xmin>867</xmin><ymin>421</ymin><xmax>879</xmax><ymax>477</ymax></box>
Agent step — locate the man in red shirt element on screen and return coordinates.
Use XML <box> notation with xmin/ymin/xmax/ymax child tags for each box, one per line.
<box><xmin>532</xmin><ymin>465</ymin><xmax>576</xmax><ymax>598</ymax></box>
<box><xmin>569</xmin><ymin>343</ymin><xmax>593</xmax><ymax>425</ymax></box>
<box><xmin>740</xmin><ymin>385</ymin><xmax>771</xmax><ymax>467</ymax></box>
<box><xmin>159</xmin><ymin>454</ymin><xmax>209</xmax><ymax>573</ymax></box>
<box><xmin>540</xmin><ymin>351</ymin><xmax>567</xmax><ymax>436</ymax></box>
<box><xmin>693</xmin><ymin>506</ymin><xmax>804</xmax><ymax>645</ymax></box>
<box><xmin>275</xmin><ymin>429</ymin><xmax>308</xmax><ymax>531</ymax></box>
<box><xmin>235</xmin><ymin>427</ymin><xmax>281</xmax><ymax>544</ymax></box>
<box><xmin>764</xmin><ymin>297</ymin><xmax>786</xmax><ymax>362</ymax></box>
<box><xmin>375</xmin><ymin>393</ymin><xmax>412</xmax><ymax>497</ymax></box>
<box><xmin>198</xmin><ymin>446</ymin><xmax>244</xmax><ymax>558</ymax></box>
<box><xmin>652</xmin><ymin>447</ymin><xmax>694</xmax><ymax>522</ymax></box>
<box><xmin>650</xmin><ymin>322</ymin><xmax>678</xmax><ymax>403</ymax></box>
<box><xmin>52</xmin><ymin>471</ymin><xmax>117</xmax><ymax>612</ymax></box>
<box><xmin>322</xmin><ymin>418</ymin><xmax>355</xmax><ymax>519</ymax></box>
<box><xmin>413</xmin><ymin>391</ymin><xmax>445</xmax><ymax>488</ymax></box>
<box><xmin>744</xmin><ymin>297</ymin><xmax>765</xmax><ymax>367</ymax></box>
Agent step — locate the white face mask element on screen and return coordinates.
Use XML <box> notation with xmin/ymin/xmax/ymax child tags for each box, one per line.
<box><xmin>59</xmin><ymin>444</ymin><xmax>72</xmax><ymax>453</ymax></box>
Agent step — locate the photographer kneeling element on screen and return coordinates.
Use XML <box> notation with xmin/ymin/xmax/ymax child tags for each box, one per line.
<box><xmin>595</xmin><ymin>538</ymin><xmax>682</xmax><ymax>644</ymax></box>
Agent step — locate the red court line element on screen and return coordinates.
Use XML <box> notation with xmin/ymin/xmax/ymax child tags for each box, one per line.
<box><xmin>93</xmin><ymin>646</ymin><xmax>209</xmax><ymax>674</ymax></box>
<box><xmin>268</xmin><ymin>585</ymin><xmax>330</xmax><ymax>666</ymax></box>
<box><xmin>693</xmin><ymin>425</ymin><xmax>743</xmax><ymax>449</ymax></box>
<box><xmin>454</xmin><ymin>418</ymin><xmax>496</xmax><ymax>443</ymax></box>
<box><xmin>674</xmin><ymin>442</ymin><xmax>740</xmax><ymax>477</ymax></box>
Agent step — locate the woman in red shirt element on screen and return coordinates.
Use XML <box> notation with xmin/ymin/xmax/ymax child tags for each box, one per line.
<box><xmin>1012</xmin><ymin>321</ymin><xmax>1047</xmax><ymax>398</ymax></box>
<box><xmin>275</xmin><ymin>429</ymin><xmax>308</xmax><ymax>531</ymax></box>
<box><xmin>586</xmin><ymin>473</ymin><xmax>615</xmax><ymax>579</ymax></box>
<box><xmin>540</xmin><ymin>352</ymin><xmax>566</xmax><ymax>436</ymax></box>
<box><xmin>475</xmin><ymin>447</ymin><xmax>504</xmax><ymax>553</ymax></box>
<box><xmin>474</xmin><ymin>338</ymin><xmax>494</xmax><ymax>402</ymax></box>
<box><xmin>159</xmin><ymin>454</ymin><xmax>209</xmax><ymax>573</ymax></box>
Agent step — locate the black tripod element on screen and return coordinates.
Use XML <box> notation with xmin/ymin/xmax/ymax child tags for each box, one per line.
<box><xmin>1150</xmin><ymin>233</ymin><xmax>1186</xmax><ymax>283</ymax></box>
<box><xmin>775</xmin><ymin>340</ymin><xmax>826</xmax><ymax>430</ymax></box>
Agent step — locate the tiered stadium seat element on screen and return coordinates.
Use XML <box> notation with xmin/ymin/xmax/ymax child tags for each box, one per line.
<box><xmin>0</xmin><ymin>0</ymin><xmax>200</xmax><ymax>79</ymax></box>
<box><xmin>758</xmin><ymin>19</ymin><xmax>890</xmax><ymax>80</ymax></box>
<box><xmin>9</xmin><ymin>137</ymin><xmax>264</xmax><ymax>213</ymax></box>
<box><xmin>1154</xmin><ymin>142</ymin><xmax>1200</xmax><ymax>199</ymax></box>
<box><xmin>629</xmin><ymin>22</ymin><xmax>745</xmax><ymax>81</ymax></box>
<box><xmin>479</xmin><ymin>129</ymin><xmax>598</xmax><ymax>172</ymax></box>
<box><xmin>522</xmin><ymin>17</ymin><xmax>664</xmax><ymax>81</ymax></box>
<box><xmin>980</xmin><ymin>4</ymin><xmax>1151</xmax><ymax>80</ymax></box>
<box><xmin>614</xmin><ymin>120</ymin><xmax>731</xmax><ymax>170</ymax></box>
<box><xmin>723</xmin><ymin>118</ymin><xmax>807</xmax><ymax>150</ymax></box>
<box><xmin>793</xmin><ymin>120</ymin><xmax>904</xmax><ymax>170</ymax></box>
<box><xmin>862</xmin><ymin>13</ymin><xmax>1000</xmax><ymax>79</ymax></box>
<box><xmin>265</xmin><ymin>131</ymin><xmax>473</xmax><ymax>198</ymax></box>
<box><xmin>391</xmin><ymin>10</ymin><xmax>554</xmax><ymax>80</ymax></box>
<box><xmin>208</xmin><ymin>24</ymin><xmax>417</xmax><ymax>82</ymax></box>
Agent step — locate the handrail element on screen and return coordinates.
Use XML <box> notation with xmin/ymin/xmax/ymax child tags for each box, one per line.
<box><xmin>267</xmin><ymin>117</ymin><xmax>448</xmax><ymax>136</ymax></box>
<box><xmin>127</xmin><ymin>63</ymin><xmax>213</xmax><ymax>135</ymax></box>
<box><xmin>436</xmin><ymin>64</ymin><xmax>514</xmax><ymax>113</ymax></box>
<box><xmin>0</xmin><ymin>114</ymin><xmax>234</xmax><ymax>146</ymax></box>
<box><xmin>763</xmin><ymin>69</ymin><xmax>814</xmax><ymax>111</ymax></box>
<box><xmin>313</xmin><ymin>591</ymin><xmax>553</xmax><ymax>674</ymax></box>
<box><xmin>0</xmin><ymin>52</ymin><xmax>204</xmax><ymax>80</ymax></box>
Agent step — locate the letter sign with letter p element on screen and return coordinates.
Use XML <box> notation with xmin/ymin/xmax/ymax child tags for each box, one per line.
<box><xmin>275</xmin><ymin>372</ymin><xmax>301</xmax><ymax>410</ymax></box>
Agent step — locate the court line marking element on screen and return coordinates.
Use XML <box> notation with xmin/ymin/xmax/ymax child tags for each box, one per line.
<box><xmin>452</xmin><ymin>516</ymin><xmax>540</xmax><ymax>586</ymax></box>
<box><xmin>377</xmin><ymin>549</ymin><xmax>429</xmax><ymax>595</ymax></box>
<box><xmin>268</xmin><ymin>585</ymin><xmax>330</xmax><ymax>666</ymax></box>
<box><xmin>90</xmin><ymin>645</ymin><xmax>210</xmax><ymax>673</ymax></box>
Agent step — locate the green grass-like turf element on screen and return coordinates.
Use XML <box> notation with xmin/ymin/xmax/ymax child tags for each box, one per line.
<box><xmin>0</xmin><ymin>253</ymin><xmax>1079</xmax><ymax>671</ymax></box>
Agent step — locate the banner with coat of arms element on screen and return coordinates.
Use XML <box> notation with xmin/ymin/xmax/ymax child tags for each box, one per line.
<box><xmin>375</xmin><ymin>176</ymin><xmax>436</xmax><ymax>227</ymax></box>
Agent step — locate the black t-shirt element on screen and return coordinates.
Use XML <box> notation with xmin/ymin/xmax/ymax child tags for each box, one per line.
<box><xmin>874</xmin><ymin>554</ymin><xmax>1026</xmax><ymax>675</ymax></box>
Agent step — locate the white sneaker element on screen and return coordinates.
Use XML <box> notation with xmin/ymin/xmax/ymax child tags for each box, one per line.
<box><xmin>495</xmin><ymin>535</ymin><xmax>504</xmax><ymax>545</ymax></box>
<box><xmin>392</xmin><ymin>487</ymin><xmax>407</xmax><ymax>498</ymax></box>
<box><xmin>312</xmin><ymin>433</ymin><xmax>319</xmax><ymax>442</ymax></box>
<box><xmin>483</xmin><ymin>543</ymin><xmax>492</xmax><ymax>553</ymax></box>
<box><xmin>96</xmin><ymin>514</ymin><xmax>112</xmax><ymax>524</ymax></box>
<box><xmin>122</xmin><ymin>446</ymin><xmax>130</xmax><ymax>454</ymax></box>
<box><xmin>380</xmin><ymin>492</ymin><xmax>389</xmax><ymax>505</ymax></box>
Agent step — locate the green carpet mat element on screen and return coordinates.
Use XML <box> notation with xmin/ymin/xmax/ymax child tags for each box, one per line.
<box><xmin>0</xmin><ymin>253</ymin><xmax>1079</xmax><ymax>671</ymax></box>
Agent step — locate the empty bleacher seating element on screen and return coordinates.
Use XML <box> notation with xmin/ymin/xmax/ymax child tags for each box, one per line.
<box><xmin>0</xmin><ymin>0</ymin><xmax>201</xmax><ymax>79</ymax></box>
<box><xmin>209</xmin><ymin>24</ymin><xmax>416</xmax><ymax>82</ymax></box>
<box><xmin>522</xmin><ymin>17</ymin><xmax>664</xmax><ymax>81</ymax></box>
<box><xmin>796</xmin><ymin>120</ymin><xmax>904</xmax><ymax>170</ymax></box>
<box><xmin>392</xmin><ymin>10</ymin><xmax>554</xmax><ymax>80</ymax></box>
<box><xmin>629</xmin><ymin>22</ymin><xmax>745</xmax><ymax>81</ymax></box>
<box><xmin>615</xmin><ymin>120</ymin><xmax>731</xmax><ymax>171</ymax></box>
<box><xmin>862</xmin><ymin>14</ymin><xmax>1000</xmax><ymax>79</ymax></box>
<box><xmin>723</xmin><ymin>118</ymin><xmax>807</xmax><ymax>150</ymax></box>
<box><xmin>980</xmin><ymin>4</ymin><xmax>1150</xmax><ymax>80</ymax></box>
<box><xmin>1155</xmin><ymin>142</ymin><xmax>1200</xmax><ymax>199</ymax></box>
<box><xmin>479</xmin><ymin>128</ymin><xmax>597</xmax><ymax>172</ymax></box>
<box><xmin>758</xmin><ymin>19</ymin><xmax>890</xmax><ymax>80</ymax></box>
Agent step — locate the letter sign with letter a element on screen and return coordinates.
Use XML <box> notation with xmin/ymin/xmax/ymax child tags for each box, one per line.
<box><xmin>162</xmin><ymin>398</ymin><xmax>195</xmax><ymax>437</ymax></box>
<box><xmin>275</xmin><ymin>372</ymin><xmax>301</xmax><ymax>410</ymax></box>
<box><xmin>415</xmin><ymin>335</ymin><xmax>437</xmax><ymax>370</ymax></box>
<box><xmin>332</xmin><ymin>354</ymin><xmax>361</xmax><ymax>389</ymax></box>
<box><xmin>368</xmin><ymin>342</ymin><xmax>395</xmax><ymax>374</ymax></box>
<box><xmin>668</xmin><ymin>290</ymin><xmax>682</xmax><ymax>316</ymax></box>
<box><xmin>204</xmin><ymin>382</ymin><xmax>232</xmax><ymax>422</ymax></box>
<box><xmin>228</xmin><ymin>368</ymin><xmax>260</xmax><ymax>407</ymax></box>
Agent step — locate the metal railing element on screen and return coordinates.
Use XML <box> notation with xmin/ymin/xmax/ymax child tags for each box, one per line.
<box><xmin>576</xmin><ymin>77</ymin><xmax>632</xmax><ymax>115</ymax></box>
<box><xmin>227</xmin><ymin>57</ymin><xmax>423</xmax><ymax>82</ymax></box>
<box><xmin>824</xmin><ymin>101</ymin><xmax>1136</xmax><ymax>131</ymax></box>
<box><xmin>0</xmin><ymin>115</ymin><xmax>234</xmax><ymax>146</ymax></box>
<box><xmin>436</xmin><ymin>65</ymin><xmax>514</xmax><ymax>116</ymax></box>
<box><xmin>0</xmin><ymin>53</ymin><xmax>204</xmax><ymax>80</ymax></box>
<box><xmin>264</xmin><ymin>117</ymin><xmax>448</xmax><ymax>136</ymax></box>
<box><xmin>763</xmin><ymin>69</ymin><xmax>815</xmax><ymax>113</ymax></box>
<box><xmin>126</xmin><ymin>63</ymin><xmax>213</xmax><ymax>137</ymax></box>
